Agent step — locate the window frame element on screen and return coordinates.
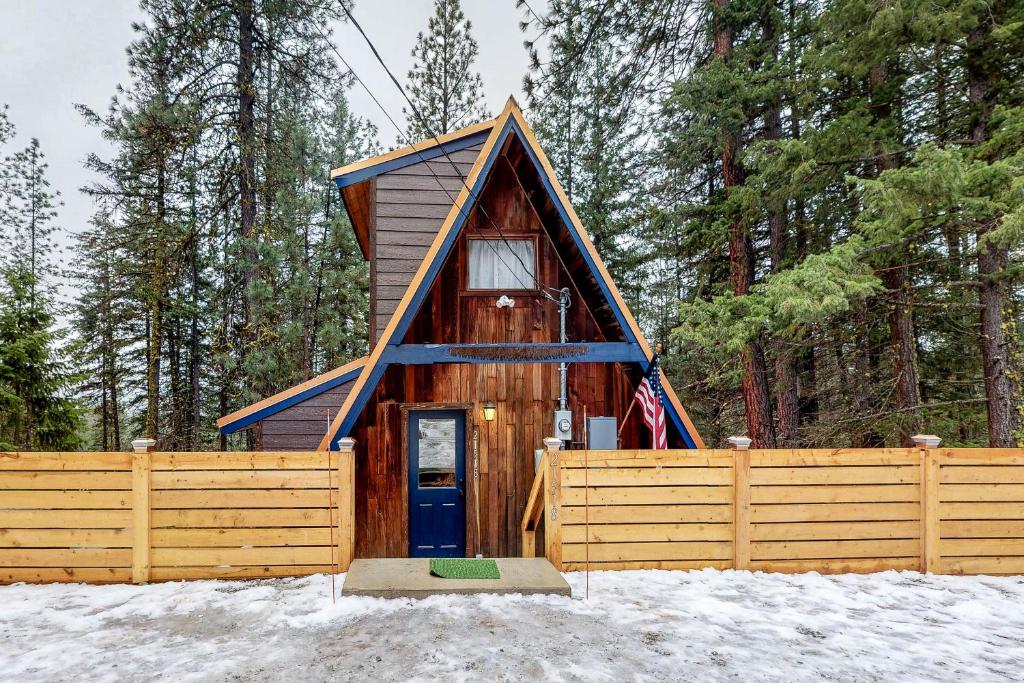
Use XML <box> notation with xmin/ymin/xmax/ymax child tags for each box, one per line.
<box><xmin>463</xmin><ymin>235</ymin><xmax>541</xmax><ymax>295</ymax></box>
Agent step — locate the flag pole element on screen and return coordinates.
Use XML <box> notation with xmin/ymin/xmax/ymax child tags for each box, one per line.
<box><xmin>619</xmin><ymin>343</ymin><xmax>662</xmax><ymax>442</ymax></box>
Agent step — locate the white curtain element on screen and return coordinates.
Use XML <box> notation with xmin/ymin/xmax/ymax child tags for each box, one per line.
<box><xmin>468</xmin><ymin>239</ymin><xmax>536</xmax><ymax>289</ymax></box>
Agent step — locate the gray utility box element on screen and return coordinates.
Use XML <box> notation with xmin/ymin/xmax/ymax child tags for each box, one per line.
<box><xmin>586</xmin><ymin>417</ymin><xmax>617</xmax><ymax>450</ymax></box>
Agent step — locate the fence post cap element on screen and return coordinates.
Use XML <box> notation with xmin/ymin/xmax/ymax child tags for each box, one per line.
<box><xmin>727</xmin><ymin>436</ymin><xmax>752</xmax><ymax>450</ymax></box>
<box><xmin>335</xmin><ymin>437</ymin><xmax>356</xmax><ymax>452</ymax></box>
<box><xmin>542</xmin><ymin>437</ymin><xmax>563</xmax><ymax>451</ymax></box>
<box><xmin>131</xmin><ymin>439</ymin><xmax>156</xmax><ymax>453</ymax></box>
<box><xmin>911</xmin><ymin>434</ymin><xmax>942</xmax><ymax>448</ymax></box>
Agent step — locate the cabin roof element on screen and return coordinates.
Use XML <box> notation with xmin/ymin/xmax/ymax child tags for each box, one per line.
<box><xmin>317</xmin><ymin>97</ymin><xmax>705</xmax><ymax>451</ymax></box>
<box><xmin>332</xmin><ymin>119</ymin><xmax>497</xmax><ymax>259</ymax></box>
<box><xmin>215</xmin><ymin>357</ymin><xmax>367</xmax><ymax>435</ymax></box>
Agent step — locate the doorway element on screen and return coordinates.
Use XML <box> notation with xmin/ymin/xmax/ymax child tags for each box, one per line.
<box><xmin>407</xmin><ymin>409</ymin><xmax>466</xmax><ymax>557</ymax></box>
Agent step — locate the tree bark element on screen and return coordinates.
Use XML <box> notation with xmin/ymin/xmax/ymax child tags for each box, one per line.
<box><xmin>237</xmin><ymin>0</ymin><xmax>257</xmax><ymax>399</ymax></box>
<box><xmin>716</xmin><ymin>0</ymin><xmax>776</xmax><ymax>447</ymax></box>
<box><xmin>967</xmin><ymin>15</ymin><xmax>1020</xmax><ymax>447</ymax></box>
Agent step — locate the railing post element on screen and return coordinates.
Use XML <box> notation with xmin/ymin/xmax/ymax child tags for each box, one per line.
<box><xmin>728</xmin><ymin>436</ymin><xmax>752</xmax><ymax>571</ymax></box>
<box><xmin>542</xmin><ymin>437</ymin><xmax>563</xmax><ymax>570</ymax></box>
<box><xmin>336</xmin><ymin>438</ymin><xmax>356</xmax><ymax>572</ymax></box>
<box><xmin>131</xmin><ymin>439</ymin><xmax>155</xmax><ymax>584</ymax></box>
<box><xmin>914</xmin><ymin>434</ymin><xmax>942</xmax><ymax>574</ymax></box>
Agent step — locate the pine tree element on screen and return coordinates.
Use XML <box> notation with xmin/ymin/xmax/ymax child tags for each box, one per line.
<box><xmin>404</xmin><ymin>0</ymin><xmax>490</xmax><ymax>140</ymax></box>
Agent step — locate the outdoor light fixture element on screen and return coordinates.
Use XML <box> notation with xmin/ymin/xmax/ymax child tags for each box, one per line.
<box><xmin>482</xmin><ymin>402</ymin><xmax>497</xmax><ymax>422</ymax></box>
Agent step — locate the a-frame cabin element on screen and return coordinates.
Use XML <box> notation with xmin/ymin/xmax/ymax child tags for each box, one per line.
<box><xmin>217</xmin><ymin>98</ymin><xmax>703</xmax><ymax>559</ymax></box>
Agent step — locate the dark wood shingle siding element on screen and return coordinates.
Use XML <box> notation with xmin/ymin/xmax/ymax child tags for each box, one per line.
<box><xmin>260</xmin><ymin>383</ymin><xmax>355</xmax><ymax>451</ymax></box>
<box><xmin>372</xmin><ymin>145</ymin><xmax>482</xmax><ymax>342</ymax></box>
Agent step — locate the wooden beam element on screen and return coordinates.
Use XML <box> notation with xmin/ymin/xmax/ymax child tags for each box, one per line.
<box><xmin>383</xmin><ymin>342</ymin><xmax>646</xmax><ymax>365</ymax></box>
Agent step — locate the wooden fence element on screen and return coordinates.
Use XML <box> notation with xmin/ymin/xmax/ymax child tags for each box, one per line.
<box><xmin>523</xmin><ymin>443</ymin><xmax>1024</xmax><ymax>575</ymax></box>
<box><xmin>0</xmin><ymin>445</ymin><xmax>355</xmax><ymax>584</ymax></box>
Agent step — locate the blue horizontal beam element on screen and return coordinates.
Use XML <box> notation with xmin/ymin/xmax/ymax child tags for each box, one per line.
<box><xmin>220</xmin><ymin>367</ymin><xmax>363</xmax><ymax>435</ymax></box>
<box><xmin>333</xmin><ymin>130</ymin><xmax>491</xmax><ymax>189</ymax></box>
<box><xmin>381</xmin><ymin>343</ymin><xmax>646</xmax><ymax>365</ymax></box>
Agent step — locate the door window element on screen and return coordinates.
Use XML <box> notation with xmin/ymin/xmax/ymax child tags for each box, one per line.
<box><xmin>417</xmin><ymin>417</ymin><xmax>457</xmax><ymax>488</ymax></box>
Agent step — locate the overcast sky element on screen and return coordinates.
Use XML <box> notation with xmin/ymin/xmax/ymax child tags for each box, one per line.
<box><xmin>0</xmin><ymin>0</ymin><xmax>544</xmax><ymax>303</ymax></box>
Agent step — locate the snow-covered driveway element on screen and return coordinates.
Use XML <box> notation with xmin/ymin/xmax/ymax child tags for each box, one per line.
<box><xmin>2</xmin><ymin>569</ymin><xmax>1022</xmax><ymax>681</ymax></box>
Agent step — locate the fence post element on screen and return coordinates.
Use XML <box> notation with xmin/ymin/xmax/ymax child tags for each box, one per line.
<box><xmin>728</xmin><ymin>436</ymin><xmax>752</xmax><ymax>571</ymax></box>
<box><xmin>131</xmin><ymin>439</ymin><xmax>155</xmax><ymax>584</ymax></box>
<box><xmin>336</xmin><ymin>438</ymin><xmax>356</xmax><ymax>572</ymax></box>
<box><xmin>914</xmin><ymin>434</ymin><xmax>942</xmax><ymax>574</ymax></box>
<box><xmin>542</xmin><ymin>437</ymin><xmax>563</xmax><ymax>570</ymax></box>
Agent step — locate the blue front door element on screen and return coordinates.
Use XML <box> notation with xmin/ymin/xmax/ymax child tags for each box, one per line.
<box><xmin>408</xmin><ymin>410</ymin><xmax>466</xmax><ymax>557</ymax></box>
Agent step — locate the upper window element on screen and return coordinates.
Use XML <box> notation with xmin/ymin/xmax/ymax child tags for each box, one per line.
<box><xmin>467</xmin><ymin>239</ymin><xmax>536</xmax><ymax>290</ymax></box>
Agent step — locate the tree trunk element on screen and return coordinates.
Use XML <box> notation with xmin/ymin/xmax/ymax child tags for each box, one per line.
<box><xmin>237</xmin><ymin>0</ymin><xmax>257</xmax><ymax>399</ymax></box>
<box><xmin>968</xmin><ymin>17</ymin><xmax>1019</xmax><ymax>447</ymax></box>
<box><xmin>716</xmin><ymin>0</ymin><xmax>776</xmax><ymax>447</ymax></box>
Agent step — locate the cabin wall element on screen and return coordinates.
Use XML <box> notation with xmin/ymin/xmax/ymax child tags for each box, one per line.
<box><xmin>259</xmin><ymin>384</ymin><xmax>354</xmax><ymax>451</ymax></box>
<box><xmin>352</xmin><ymin>157</ymin><xmax>655</xmax><ymax>559</ymax></box>
<box><xmin>372</xmin><ymin>145</ymin><xmax>482</xmax><ymax>344</ymax></box>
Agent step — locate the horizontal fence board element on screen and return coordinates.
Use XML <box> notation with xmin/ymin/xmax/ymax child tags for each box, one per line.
<box><xmin>751</xmin><ymin>539</ymin><xmax>919</xmax><ymax>561</ymax></box>
<box><xmin>0</xmin><ymin>471</ymin><xmax>132</xmax><ymax>489</ymax></box>
<box><xmin>562</xmin><ymin>450</ymin><xmax>733</xmax><ymax>467</ymax></box>
<box><xmin>940</xmin><ymin>466</ymin><xmax>1024</xmax><ymax>484</ymax></box>
<box><xmin>151</xmin><ymin>546</ymin><xmax>335</xmax><ymax>567</ymax></box>
<box><xmin>749</xmin><ymin>558</ymin><xmax>920</xmax><ymax>574</ymax></box>
<box><xmin>0</xmin><ymin>490</ymin><xmax>131</xmax><ymax>509</ymax></box>
<box><xmin>749</xmin><ymin>449</ymin><xmax>919</xmax><ymax>467</ymax></box>
<box><xmin>0</xmin><ymin>567</ymin><xmax>131</xmax><ymax>583</ymax></box>
<box><xmin>150</xmin><ymin>452</ymin><xmax>339</xmax><ymax>470</ymax></box>
<box><xmin>940</xmin><ymin>520</ymin><xmax>1024</xmax><ymax>538</ymax></box>
<box><xmin>939</xmin><ymin>557</ymin><xmax>1024</xmax><ymax>575</ymax></box>
<box><xmin>561</xmin><ymin>486</ymin><xmax>732</xmax><ymax>506</ymax></box>
<box><xmin>562</xmin><ymin>541</ymin><xmax>733</xmax><ymax>563</ymax></box>
<box><xmin>750</xmin><ymin>466</ymin><xmax>919</xmax><ymax>486</ymax></box>
<box><xmin>151</xmin><ymin>489</ymin><xmax>337</xmax><ymax>509</ymax></box>
<box><xmin>940</xmin><ymin>484</ymin><xmax>1024</xmax><ymax>502</ymax></box>
<box><xmin>942</xmin><ymin>538</ymin><xmax>1024</xmax><ymax>556</ymax></box>
<box><xmin>151</xmin><ymin>528</ymin><xmax>334</xmax><ymax>548</ymax></box>
<box><xmin>0</xmin><ymin>528</ymin><xmax>131</xmax><ymax>548</ymax></box>
<box><xmin>561</xmin><ymin>504</ymin><xmax>732</xmax><ymax>525</ymax></box>
<box><xmin>148</xmin><ymin>565</ymin><xmax>336</xmax><ymax>581</ymax></box>
<box><xmin>562</xmin><ymin>467</ymin><xmax>732</xmax><ymax>487</ymax></box>
<box><xmin>939</xmin><ymin>502</ymin><xmax>1024</xmax><ymax>519</ymax></box>
<box><xmin>750</xmin><ymin>484</ymin><xmax>919</xmax><ymax>504</ymax></box>
<box><xmin>150</xmin><ymin>470</ymin><xmax>332</xmax><ymax>490</ymax></box>
<box><xmin>750</xmin><ymin>521</ymin><xmax>919</xmax><ymax>542</ymax></box>
<box><xmin>0</xmin><ymin>548</ymin><xmax>131</xmax><ymax>568</ymax></box>
<box><xmin>750</xmin><ymin>502</ymin><xmax>920</xmax><ymax>523</ymax></box>
<box><xmin>151</xmin><ymin>508</ymin><xmax>336</xmax><ymax>528</ymax></box>
<box><xmin>0</xmin><ymin>452</ymin><xmax>131</xmax><ymax>470</ymax></box>
<box><xmin>940</xmin><ymin>449</ymin><xmax>1024</xmax><ymax>465</ymax></box>
<box><xmin>562</xmin><ymin>523</ymin><xmax>733</xmax><ymax>544</ymax></box>
<box><xmin>562</xmin><ymin>560</ymin><xmax>731</xmax><ymax>572</ymax></box>
<box><xmin>0</xmin><ymin>509</ymin><xmax>132</xmax><ymax>528</ymax></box>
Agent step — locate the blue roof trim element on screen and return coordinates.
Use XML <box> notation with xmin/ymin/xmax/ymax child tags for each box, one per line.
<box><xmin>220</xmin><ymin>366</ymin><xmax>363</xmax><ymax>436</ymax></box>
<box><xmin>328</xmin><ymin>118</ymin><xmax>700</xmax><ymax>450</ymax></box>
<box><xmin>332</xmin><ymin>130</ymin><xmax>491</xmax><ymax>189</ymax></box>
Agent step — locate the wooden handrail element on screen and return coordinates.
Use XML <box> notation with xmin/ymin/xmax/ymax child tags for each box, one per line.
<box><xmin>520</xmin><ymin>454</ymin><xmax>548</xmax><ymax>557</ymax></box>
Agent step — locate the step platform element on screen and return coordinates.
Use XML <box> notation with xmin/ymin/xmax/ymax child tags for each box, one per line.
<box><xmin>341</xmin><ymin>557</ymin><xmax>571</xmax><ymax>599</ymax></box>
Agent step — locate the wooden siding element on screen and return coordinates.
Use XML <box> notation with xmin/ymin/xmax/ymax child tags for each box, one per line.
<box><xmin>351</xmin><ymin>154</ymin><xmax>666</xmax><ymax>560</ymax></box>
<box><xmin>260</xmin><ymin>384</ymin><xmax>355</xmax><ymax>451</ymax></box>
<box><xmin>373</xmin><ymin>145</ymin><xmax>483</xmax><ymax>342</ymax></box>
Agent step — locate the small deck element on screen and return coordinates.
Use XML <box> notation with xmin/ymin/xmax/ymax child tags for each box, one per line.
<box><xmin>341</xmin><ymin>558</ymin><xmax>571</xmax><ymax>599</ymax></box>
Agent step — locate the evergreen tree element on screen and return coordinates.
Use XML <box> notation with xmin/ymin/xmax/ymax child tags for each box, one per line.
<box><xmin>404</xmin><ymin>0</ymin><xmax>490</xmax><ymax>140</ymax></box>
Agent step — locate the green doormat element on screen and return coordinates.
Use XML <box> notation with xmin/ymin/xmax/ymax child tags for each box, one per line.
<box><xmin>429</xmin><ymin>558</ymin><xmax>500</xmax><ymax>579</ymax></box>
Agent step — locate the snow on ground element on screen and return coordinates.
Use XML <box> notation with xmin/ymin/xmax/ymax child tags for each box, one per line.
<box><xmin>2</xmin><ymin>569</ymin><xmax>1023</xmax><ymax>682</ymax></box>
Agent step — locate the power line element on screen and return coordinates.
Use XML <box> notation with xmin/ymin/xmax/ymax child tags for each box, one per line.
<box><xmin>316</xmin><ymin>21</ymin><xmax>538</xmax><ymax>292</ymax></box>
<box><xmin>336</xmin><ymin>2</ymin><xmax>559</xmax><ymax>298</ymax></box>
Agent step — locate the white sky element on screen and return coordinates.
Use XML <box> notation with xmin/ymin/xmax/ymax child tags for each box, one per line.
<box><xmin>0</xmin><ymin>0</ymin><xmax>545</xmax><ymax>303</ymax></box>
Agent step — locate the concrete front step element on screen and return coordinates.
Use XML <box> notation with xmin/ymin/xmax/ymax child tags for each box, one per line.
<box><xmin>341</xmin><ymin>558</ymin><xmax>571</xmax><ymax>599</ymax></box>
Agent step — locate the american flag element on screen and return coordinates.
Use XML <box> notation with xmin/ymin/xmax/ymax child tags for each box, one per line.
<box><xmin>636</xmin><ymin>353</ymin><xmax>668</xmax><ymax>449</ymax></box>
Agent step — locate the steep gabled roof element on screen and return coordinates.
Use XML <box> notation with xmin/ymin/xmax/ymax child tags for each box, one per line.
<box><xmin>216</xmin><ymin>357</ymin><xmax>366</xmax><ymax>435</ymax></box>
<box><xmin>317</xmin><ymin>98</ymin><xmax>704</xmax><ymax>450</ymax></box>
